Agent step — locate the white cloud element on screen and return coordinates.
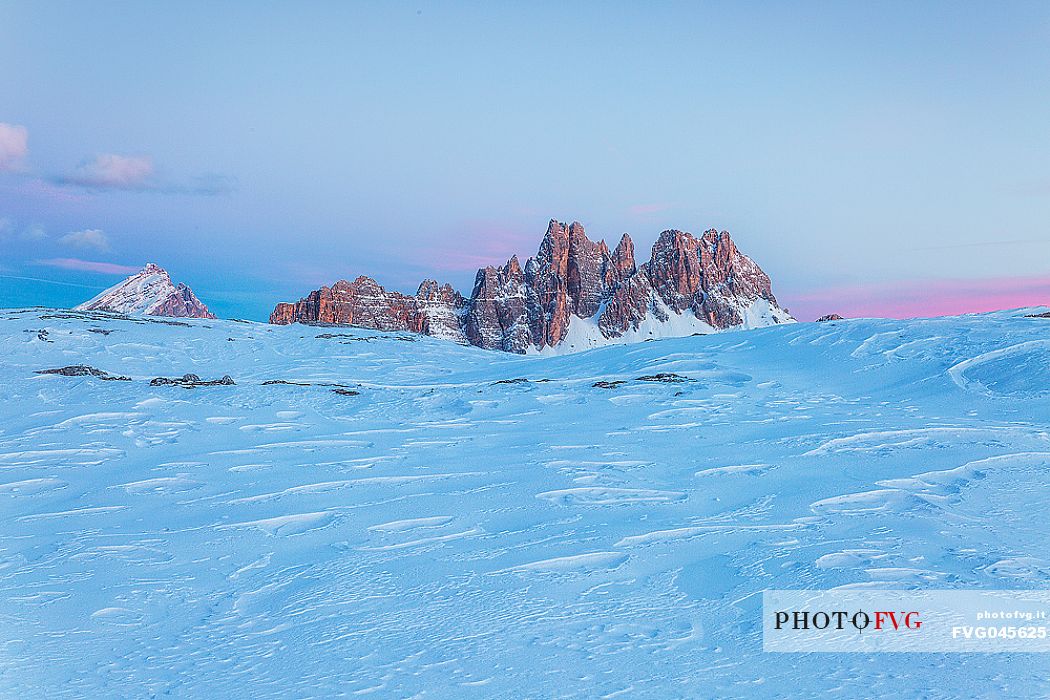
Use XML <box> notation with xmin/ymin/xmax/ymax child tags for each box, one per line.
<box><xmin>58</xmin><ymin>154</ymin><xmax>154</xmax><ymax>190</ymax></box>
<box><xmin>58</xmin><ymin>228</ymin><xmax>110</xmax><ymax>250</ymax></box>
<box><xmin>0</xmin><ymin>123</ymin><xmax>28</xmax><ymax>172</ymax></box>
<box><xmin>23</xmin><ymin>224</ymin><xmax>46</xmax><ymax>240</ymax></box>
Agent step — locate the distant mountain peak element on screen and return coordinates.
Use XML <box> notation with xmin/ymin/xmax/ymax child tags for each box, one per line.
<box><xmin>74</xmin><ymin>263</ymin><xmax>216</xmax><ymax>319</ymax></box>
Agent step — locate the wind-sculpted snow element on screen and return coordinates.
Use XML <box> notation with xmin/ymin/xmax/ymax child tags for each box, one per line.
<box><xmin>2</xmin><ymin>307</ymin><xmax>1050</xmax><ymax>697</ymax></box>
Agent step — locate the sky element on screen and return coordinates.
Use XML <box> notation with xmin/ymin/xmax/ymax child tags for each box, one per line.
<box><xmin>0</xmin><ymin>1</ymin><xmax>1048</xmax><ymax>321</ymax></box>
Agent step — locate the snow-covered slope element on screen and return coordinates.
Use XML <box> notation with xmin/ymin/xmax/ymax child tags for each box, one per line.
<box><xmin>539</xmin><ymin>296</ymin><xmax>794</xmax><ymax>355</ymax></box>
<box><xmin>2</xmin><ymin>307</ymin><xmax>1050</xmax><ymax>697</ymax></box>
<box><xmin>74</xmin><ymin>263</ymin><xmax>216</xmax><ymax>319</ymax></box>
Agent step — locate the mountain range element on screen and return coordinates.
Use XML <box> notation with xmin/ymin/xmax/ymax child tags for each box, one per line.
<box><xmin>71</xmin><ymin>219</ymin><xmax>793</xmax><ymax>352</ymax></box>
<box><xmin>270</xmin><ymin>219</ymin><xmax>793</xmax><ymax>353</ymax></box>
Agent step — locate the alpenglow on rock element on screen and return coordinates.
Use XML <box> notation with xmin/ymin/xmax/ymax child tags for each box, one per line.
<box><xmin>75</xmin><ymin>263</ymin><xmax>216</xmax><ymax>319</ymax></box>
<box><xmin>270</xmin><ymin>219</ymin><xmax>794</xmax><ymax>353</ymax></box>
<box><xmin>270</xmin><ymin>277</ymin><xmax>468</xmax><ymax>343</ymax></box>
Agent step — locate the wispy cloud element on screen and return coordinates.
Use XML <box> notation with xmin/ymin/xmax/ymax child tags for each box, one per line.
<box><xmin>55</xmin><ymin>154</ymin><xmax>155</xmax><ymax>190</ymax></box>
<box><xmin>37</xmin><ymin>257</ymin><xmax>138</xmax><ymax>275</ymax></box>
<box><xmin>184</xmin><ymin>173</ymin><xmax>237</xmax><ymax>195</ymax></box>
<box><xmin>16</xmin><ymin>178</ymin><xmax>92</xmax><ymax>204</ymax></box>
<box><xmin>58</xmin><ymin>228</ymin><xmax>110</xmax><ymax>251</ymax></box>
<box><xmin>0</xmin><ymin>218</ymin><xmax>48</xmax><ymax>241</ymax></box>
<box><xmin>907</xmin><ymin>238</ymin><xmax>1047</xmax><ymax>252</ymax></box>
<box><xmin>0</xmin><ymin>273</ymin><xmax>101</xmax><ymax>289</ymax></box>
<box><xmin>0</xmin><ymin>123</ymin><xmax>28</xmax><ymax>172</ymax></box>
<box><xmin>0</xmin><ymin>125</ymin><xmax>233</xmax><ymax>196</ymax></box>
<box><xmin>51</xmin><ymin>153</ymin><xmax>236</xmax><ymax>195</ymax></box>
<box><xmin>23</xmin><ymin>223</ymin><xmax>46</xmax><ymax>240</ymax></box>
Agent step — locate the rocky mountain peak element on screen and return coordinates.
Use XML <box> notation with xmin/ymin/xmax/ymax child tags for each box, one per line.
<box><xmin>416</xmin><ymin>278</ymin><xmax>462</xmax><ymax>301</ymax></box>
<box><xmin>505</xmin><ymin>255</ymin><xmax>523</xmax><ymax>277</ymax></box>
<box><xmin>612</xmin><ymin>233</ymin><xmax>635</xmax><ymax>266</ymax></box>
<box><xmin>74</xmin><ymin>263</ymin><xmax>215</xmax><ymax>319</ymax></box>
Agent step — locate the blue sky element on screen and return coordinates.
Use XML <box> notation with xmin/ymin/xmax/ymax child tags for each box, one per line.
<box><xmin>1</xmin><ymin>1</ymin><xmax>1049</xmax><ymax>320</ymax></box>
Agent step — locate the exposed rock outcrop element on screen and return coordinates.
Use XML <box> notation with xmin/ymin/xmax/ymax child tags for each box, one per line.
<box><xmin>270</xmin><ymin>219</ymin><xmax>794</xmax><ymax>353</ymax></box>
<box><xmin>150</xmin><ymin>373</ymin><xmax>235</xmax><ymax>388</ymax></box>
<box><xmin>815</xmin><ymin>314</ymin><xmax>845</xmax><ymax>322</ymax></box>
<box><xmin>36</xmin><ymin>365</ymin><xmax>130</xmax><ymax>381</ymax></box>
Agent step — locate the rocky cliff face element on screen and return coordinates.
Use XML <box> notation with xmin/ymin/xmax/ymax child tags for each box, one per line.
<box><xmin>463</xmin><ymin>257</ymin><xmax>530</xmax><ymax>353</ymax></box>
<box><xmin>75</xmin><ymin>263</ymin><xmax>216</xmax><ymax>319</ymax></box>
<box><xmin>270</xmin><ymin>219</ymin><xmax>793</xmax><ymax>353</ymax></box>
<box><xmin>270</xmin><ymin>276</ymin><xmax>467</xmax><ymax>343</ymax></box>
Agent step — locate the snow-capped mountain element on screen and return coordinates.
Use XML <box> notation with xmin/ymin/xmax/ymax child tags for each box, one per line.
<box><xmin>74</xmin><ymin>263</ymin><xmax>216</xmax><ymax>319</ymax></box>
<box><xmin>270</xmin><ymin>219</ymin><xmax>794</xmax><ymax>353</ymax></box>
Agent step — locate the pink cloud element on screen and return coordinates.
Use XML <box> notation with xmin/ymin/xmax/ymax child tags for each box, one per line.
<box><xmin>57</xmin><ymin>154</ymin><xmax>154</xmax><ymax>190</ymax></box>
<box><xmin>412</xmin><ymin>222</ymin><xmax>538</xmax><ymax>272</ymax></box>
<box><xmin>37</xmin><ymin>258</ymin><xmax>139</xmax><ymax>275</ymax></box>
<box><xmin>0</xmin><ymin>123</ymin><xmax>28</xmax><ymax>172</ymax></box>
<box><xmin>785</xmin><ymin>276</ymin><xmax>1050</xmax><ymax>321</ymax></box>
